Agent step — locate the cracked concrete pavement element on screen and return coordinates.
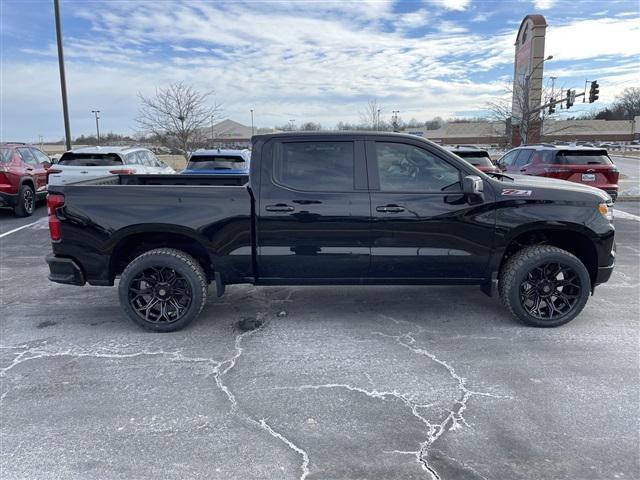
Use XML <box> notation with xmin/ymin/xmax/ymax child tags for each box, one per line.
<box><xmin>1</xmin><ymin>209</ymin><xmax>639</xmax><ymax>479</ymax></box>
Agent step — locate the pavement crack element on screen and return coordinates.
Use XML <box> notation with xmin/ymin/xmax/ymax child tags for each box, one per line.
<box><xmin>372</xmin><ymin>327</ymin><xmax>510</xmax><ymax>480</ymax></box>
<box><xmin>258</xmin><ymin>418</ymin><xmax>311</xmax><ymax>480</ymax></box>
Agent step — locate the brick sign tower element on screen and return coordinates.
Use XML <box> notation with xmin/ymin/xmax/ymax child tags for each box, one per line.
<box><xmin>511</xmin><ymin>14</ymin><xmax>547</xmax><ymax>146</ymax></box>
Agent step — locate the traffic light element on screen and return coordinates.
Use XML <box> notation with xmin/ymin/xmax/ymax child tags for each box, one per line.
<box><xmin>548</xmin><ymin>98</ymin><xmax>556</xmax><ymax>114</ymax></box>
<box><xmin>589</xmin><ymin>80</ymin><xmax>600</xmax><ymax>103</ymax></box>
<box><xmin>566</xmin><ymin>89</ymin><xmax>575</xmax><ymax>109</ymax></box>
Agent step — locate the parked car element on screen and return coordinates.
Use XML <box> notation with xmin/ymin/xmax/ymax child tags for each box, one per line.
<box><xmin>46</xmin><ymin>132</ymin><xmax>615</xmax><ymax>332</ymax></box>
<box><xmin>496</xmin><ymin>145</ymin><xmax>619</xmax><ymax>201</ymax></box>
<box><xmin>447</xmin><ymin>146</ymin><xmax>500</xmax><ymax>174</ymax></box>
<box><xmin>47</xmin><ymin>146</ymin><xmax>175</xmax><ymax>185</ymax></box>
<box><xmin>181</xmin><ymin>149</ymin><xmax>251</xmax><ymax>175</ymax></box>
<box><xmin>0</xmin><ymin>142</ymin><xmax>51</xmax><ymax>216</ymax></box>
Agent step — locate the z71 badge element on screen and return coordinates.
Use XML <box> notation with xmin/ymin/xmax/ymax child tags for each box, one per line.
<box><xmin>502</xmin><ymin>188</ymin><xmax>532</xmax><ymax>196</ymax></box>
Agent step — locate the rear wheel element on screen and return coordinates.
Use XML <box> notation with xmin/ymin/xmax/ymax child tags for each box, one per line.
<box><xmin>14</xmin><ymin>184</ymin><xmax>35</xmax><ymax>217</ymax></box>
<box><xmin>118</xmin><ymin>248</ymin><xmax>208</xmax><ymax>332</ymax></box>
<box><xmin>499</xmin><ymin>245</ymin><xmax>591</xmax><ymax>327</ymax></box>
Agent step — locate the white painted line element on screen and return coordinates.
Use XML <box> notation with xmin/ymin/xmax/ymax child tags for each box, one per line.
<box><xmin>0</xmin><ymin>220</ymin><xmax>41</xmax><ymax>238</ymax></box>
<box><xmin>614</xmin><ymin>209</ymin><xmax>640</xmax><ymax>222</ymax></box>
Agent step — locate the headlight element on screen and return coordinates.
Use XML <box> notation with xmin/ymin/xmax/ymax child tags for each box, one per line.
<box><xmin>598</xmin><ymin>203</ymin><xmax>614</xmax><ymax>221</ymax></box>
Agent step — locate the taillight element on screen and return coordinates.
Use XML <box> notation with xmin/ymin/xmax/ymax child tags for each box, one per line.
<box><xmin>47</xmin><ymin>193</ymin><xmax>65</xmax><ymax>242</ymax></box>
<box><xmin>109</xmin><ymin>168</ymin><xmax>136</xmax><ymax>175</ymax></box>
<box><xmin>46</xmin><ymin>168</ymin><xmax>62</xmax><ymax>183</ymax></box>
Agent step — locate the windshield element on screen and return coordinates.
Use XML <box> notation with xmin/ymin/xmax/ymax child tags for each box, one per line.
<box><xmin>553</xmin><ymin>150</ymin><xmax>612</xmax><ymax>165</ymax></box>
<box><xmin>59</xmin><ymin>153</ymin><xmax>123</xmax><ymax>166</ymax></box>
<box><xmin>454</xmin><ymin>152</ymin><xmax>493</xmax><ymax>166</ymax></box>
<box><xmin>187</xmin><ymin>155</ymin><xmax>247</xmax><ymax>170</ymax></box>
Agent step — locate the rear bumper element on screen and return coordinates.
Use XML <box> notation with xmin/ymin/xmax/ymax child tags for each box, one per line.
<box><xmin>46</xmin><ymin>254</ymin><xmax>86</xmax><ymax>286</ymax></box>
<box><xmin>0</xmin><ymin>191</ymin><xmax>18</xmax><ymax>207</ymax></box>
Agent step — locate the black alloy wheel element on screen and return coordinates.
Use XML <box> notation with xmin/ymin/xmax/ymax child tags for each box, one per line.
<box><xmin>519</xmin><ymin>262</ymin><xmax>581</xmax><ymax>320</ymax></box>
<box><xmin>118</xmin><ymin>248</ymin><xmax>208</xmax><ymax>332</ymax></box>
<box><xmin>128</xmin><ymin>266</ymin><xmax>192</xmax><ymax>324</ymax></box>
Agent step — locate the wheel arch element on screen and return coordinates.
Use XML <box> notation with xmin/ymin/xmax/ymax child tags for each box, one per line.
<box><xmin>107</xmin><ymin>226</ymin><xmax>215</xmax><ymax>282</ymax></box>
<box><xmin>497</xmin><ymin>223</ymin><xmax>599</xmax><ymax>285</ymax></box>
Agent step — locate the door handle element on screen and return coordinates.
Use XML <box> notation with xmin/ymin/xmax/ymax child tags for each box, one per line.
<box><xmin>519</xmin><ymin>168</ymin><xmax>527</xmax><ymax>172</ymax></box>
<box><xmin>26</xmin><ymin>167</ymin><xmax>34</xmax><ymax>172</ymax></box>
<box><xmin>292</xmin><ymin>199</ymin><xmax>321</xmax><ymax>205</ymax></box>
<box><xmin>376</xmin><ymin>205</ymin><xmax>405</xmax><ymax>213</ymax></box>
<box><xmin>265</xmin><ymin>204</ymin><xmax>295</xmax><ymax>212</ymax></box>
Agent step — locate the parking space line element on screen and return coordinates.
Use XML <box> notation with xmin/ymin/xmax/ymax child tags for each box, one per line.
<box><xmin>614</xmin><ymin>209</ymin><xmax>640</xmax><ymax>222</ymax></box>
<box><xmin>0</xmin><ymin>221</ymin><xmax>42</xmax><ymax>238</ymax></box>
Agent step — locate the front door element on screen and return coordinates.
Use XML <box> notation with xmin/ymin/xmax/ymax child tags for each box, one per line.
<box><xmin>257</xmin><ymin>137</ymin><xmax>371</xmax><ymax>279</ymax></box>
<box><xmin>367</xmin><ymin>139</ymin><xmax>494</xmax><ymax>280</ymax></box>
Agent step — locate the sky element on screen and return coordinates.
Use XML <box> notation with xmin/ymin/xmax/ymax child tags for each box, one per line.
<box><xmin>1</xmin><ymin>0</ymin><xmax>639</xmax><ymax>142</ymax></box>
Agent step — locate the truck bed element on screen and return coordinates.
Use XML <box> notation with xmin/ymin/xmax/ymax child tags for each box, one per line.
<box><xmin>47</xmin><ymin>174</ymin><xmax>254</xmax><ymax>286</ymax></box>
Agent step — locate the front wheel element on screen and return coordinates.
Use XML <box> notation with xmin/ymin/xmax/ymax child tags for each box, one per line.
<box><xmin>118</xmin><ymin>248</ymin><xmax>208</xmax><ymax>332</ymax></box>
<box><xmin>499</xmin><ymin>245</ymin><xmax>591</xmax><ymax>327</ymax></box>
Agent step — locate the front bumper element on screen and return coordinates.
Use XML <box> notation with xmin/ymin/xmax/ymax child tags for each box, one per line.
<box><xmin>0</xmin><ymin>191</ymin><xmax>18</xmax><ymax>207</ymax></box>
<box><xmin>46</xmin><ymin>254</ymin><xmax>86</xmax><ymax>285</ymax></box>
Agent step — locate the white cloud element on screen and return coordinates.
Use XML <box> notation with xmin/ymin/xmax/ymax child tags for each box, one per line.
<box><xmin>427</xmin><ymin>0</ymin><xmax>471</xmax><ymax>11</ymax></box>
<box><xmin>533</xmin><ymin>0</ymin><xmax>557</xmax><ymax>10</ymax></box>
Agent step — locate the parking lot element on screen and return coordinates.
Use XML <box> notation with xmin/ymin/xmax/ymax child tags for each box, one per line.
<box><xmin>1</xmin><ymin>203</ymin><xmax>639</xmax><ymax>480</ymax></box>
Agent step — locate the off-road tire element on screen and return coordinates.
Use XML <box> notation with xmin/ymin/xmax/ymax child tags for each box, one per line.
<box><xmin>499</xmin><ymin>245</ymin><xmax>591</xmax><ymax>327</ymax></box>
<box><xmin>14</xmin><ymin>184</ymin><xmax>35</xmax><ymax>217</ymax></box>
<box><xmin>118</xmin><ymin>248</ymin><xmax>208</xmax><ymax>332</ymax></box>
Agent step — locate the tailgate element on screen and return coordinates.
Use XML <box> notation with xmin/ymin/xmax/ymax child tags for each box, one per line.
<box><xmin>47</xmin><ymin>165</ymin><xmax>117</xmax><ymax>185</ymax></box>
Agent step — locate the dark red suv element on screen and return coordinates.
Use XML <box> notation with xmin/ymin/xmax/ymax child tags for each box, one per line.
<box><xmin>0</xmin><ymin>143</ymin><xmax>51</xmax><ymax>216</ymax></box>
<box><xmin>496</xmin><ymin>145</ymin><xmax>619</xmax><ymax>201</ymax></box>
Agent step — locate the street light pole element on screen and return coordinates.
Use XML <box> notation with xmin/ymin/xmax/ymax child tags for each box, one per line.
<box><xmin>377</xmin><ymin>109</ymin><xmax>380</xmax><ymax>131</ymax></box>
<box><xmin>392</xmin><ymin>110</ymin><xmax>400</xmax><ymax>132</ymax></box>
<box><xmin>250</xmin><ymin>109</ymin><xmax>254</xmax><ymax>136</ymax></box>
<box><xmin>91</xmin><ymin>110</ymin><xmax>100</xmax><ymax>144</ymax></box>
<box><xmin>54</xmin><ymin>0</ymin><xmax>72</xmax><ymax>151</ymax></box>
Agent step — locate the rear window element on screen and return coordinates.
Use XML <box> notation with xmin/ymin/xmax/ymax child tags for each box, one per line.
<box><xmin>187</xmin><ymin>155</ymin><xmax>247</xmax><ymax>171</ymax></box>
<box><xmin>553</xmin><ymin>150</ymin><xmax>612</xmax><ymax>165</ymax></box>
<box><xmin>454</xmin><ymin>152</ymin><xmax>493</xmax><ymax>166</ymax></box>
<box><xmin>59</xmin><ymin>153</ymin><xmax>123</xmax><ymax>166</ymax></box>
<box><xmin>0</xmin><ymin>148</ymin><xmax>12</xmax><ymax>163</ymax></box>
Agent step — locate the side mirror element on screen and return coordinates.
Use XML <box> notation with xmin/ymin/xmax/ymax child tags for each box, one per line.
<box><xmin>43</xmin><ymin>161</ymin><xmax>51</xmax><ymax>169</ymax></box>
<box><xmin>462</xmin><ymin>175</ymin><xmax>484</xmax><ymax>203</ymax></box>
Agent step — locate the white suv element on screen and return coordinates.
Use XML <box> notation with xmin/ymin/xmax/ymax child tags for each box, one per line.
<box><xmin>48</xmin><ymin>146</ymin><xmax>175</xmax><ymax>185</ymax></box>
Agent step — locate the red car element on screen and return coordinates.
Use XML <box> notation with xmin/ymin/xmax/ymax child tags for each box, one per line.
<box><xmin>496</xmin><ymin>145</ymin><xmax>619</xmax><ymax>201</ymax></box>
<box><xmin>448</xmin><ymin>147</ymin><xmax>501</xmax><ymax>174</ymax></box>
<box><xmin>0</xmin><ymin>143</ymin><xmax>51</xmax><ymax>216</ymax></box>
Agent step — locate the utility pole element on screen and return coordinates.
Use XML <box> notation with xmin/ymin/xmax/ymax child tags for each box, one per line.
<box><xmin>210</xmin><ymin>114</ymin><xmax>214</xmax><ymax>146</ymax></box>
<box><xmin>377</xmin><ymin>108</ymin><xmax>381</xmax><ymax>131</ymax></box>
<box><xmin>54</xmin><ymin>0</ymin><xmax>72</xmax><ymax>151</ymax></box>
<box><xmin>549</xmin><ymin>76</ymin><xmax>557</xmax><ymax>101</ymax></box>
<box><xmin>250</xmin><ymin>109</ymin><xmax>254</xmax><ymax>136</ymax></box>
<box><xmin>91</xmin><ymin>110</ymin><xmax>100</xmax><ymax>143</ymax></box>
<box><xmin>392</xmin><ymin>110</ymin><xmax>400</xmax><ymax>132</ymax></box>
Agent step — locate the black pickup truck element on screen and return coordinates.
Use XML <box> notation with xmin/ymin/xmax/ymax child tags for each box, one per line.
<box><xmin>46</xmin><ymin>132</ymin><xmax>615</xmax><ymax>331</ymax></box>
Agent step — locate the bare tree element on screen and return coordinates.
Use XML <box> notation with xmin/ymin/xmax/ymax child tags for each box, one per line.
<box><xmin>136</xmin><ymin>82</ymin><xmax>221</xmax><ymax>157</ymax></box>
<box><xmin>613</xmin><ymin>87</ymin><xmax>640</xmax><ymax>119</ymax></box>
<box><xmin>359</xmin><ymin>99</ymin><xmax>382</xmax><ymax>130</ymax></box>
<box><xmin>299</xmin><ymin>121</ymin><xmax>322</xmax><ymax>131</ymax></box>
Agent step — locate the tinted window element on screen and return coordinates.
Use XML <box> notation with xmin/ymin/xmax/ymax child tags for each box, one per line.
<box><xmin>514</xmin><ymin>150</ymin><xmax>534</xmax><ymax>167</ymax></box>
<box><xmin>188</xmin><ymin>155</ymin><xmax>247</xmax><ymax>171</ymax></box>
<box><xmin>17</xmin><ymin>147</ymin><xmax>37</xmax><ymax>164</ymax></box>
<box><xmin>31</xmin><ymin>148</ymin><xmax>50</xmax><ymax>164</ymax></box>
<box><xmin>553</xmin><ymin>150</ymin><xmax>613</xmax><ymax>165</ymax></box>
<box><xmin>0</xmin><ymin>148</ymin><xmax>13</xmax><ymax>163</ymax></box>
<box><xmin>59</xmin><ymin>153</ymin><xmax>123</xmax><ymax>166</ymax></box>
<box><xmin>275</xmin><ymin>141</ymin><xmax>354</xmax><ymax>191</ymax></box>
<box><xmin>454</xmin><ymin>152</ymin><xmax>493</xmax><ymax>167</ymax></box>
<box><xmin>499</xmin><ymin>150</ymin><xmax>519</xmax><ymax>166</ymax></box>
<box><xmin>376</xmin><ymin>142</ymin><xmax>460</xmax><ymax>192</ymax></box>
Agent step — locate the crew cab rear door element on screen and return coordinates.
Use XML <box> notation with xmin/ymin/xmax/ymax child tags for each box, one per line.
<box><xmin>257</xmin><ymin>136</ymin><xmax>370</xmax><ymax>279</ymax></box>
<box><xmin>366</xmin><ymin>137</ymin><xmax>494</xmax><ymax>280</ymax></box>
